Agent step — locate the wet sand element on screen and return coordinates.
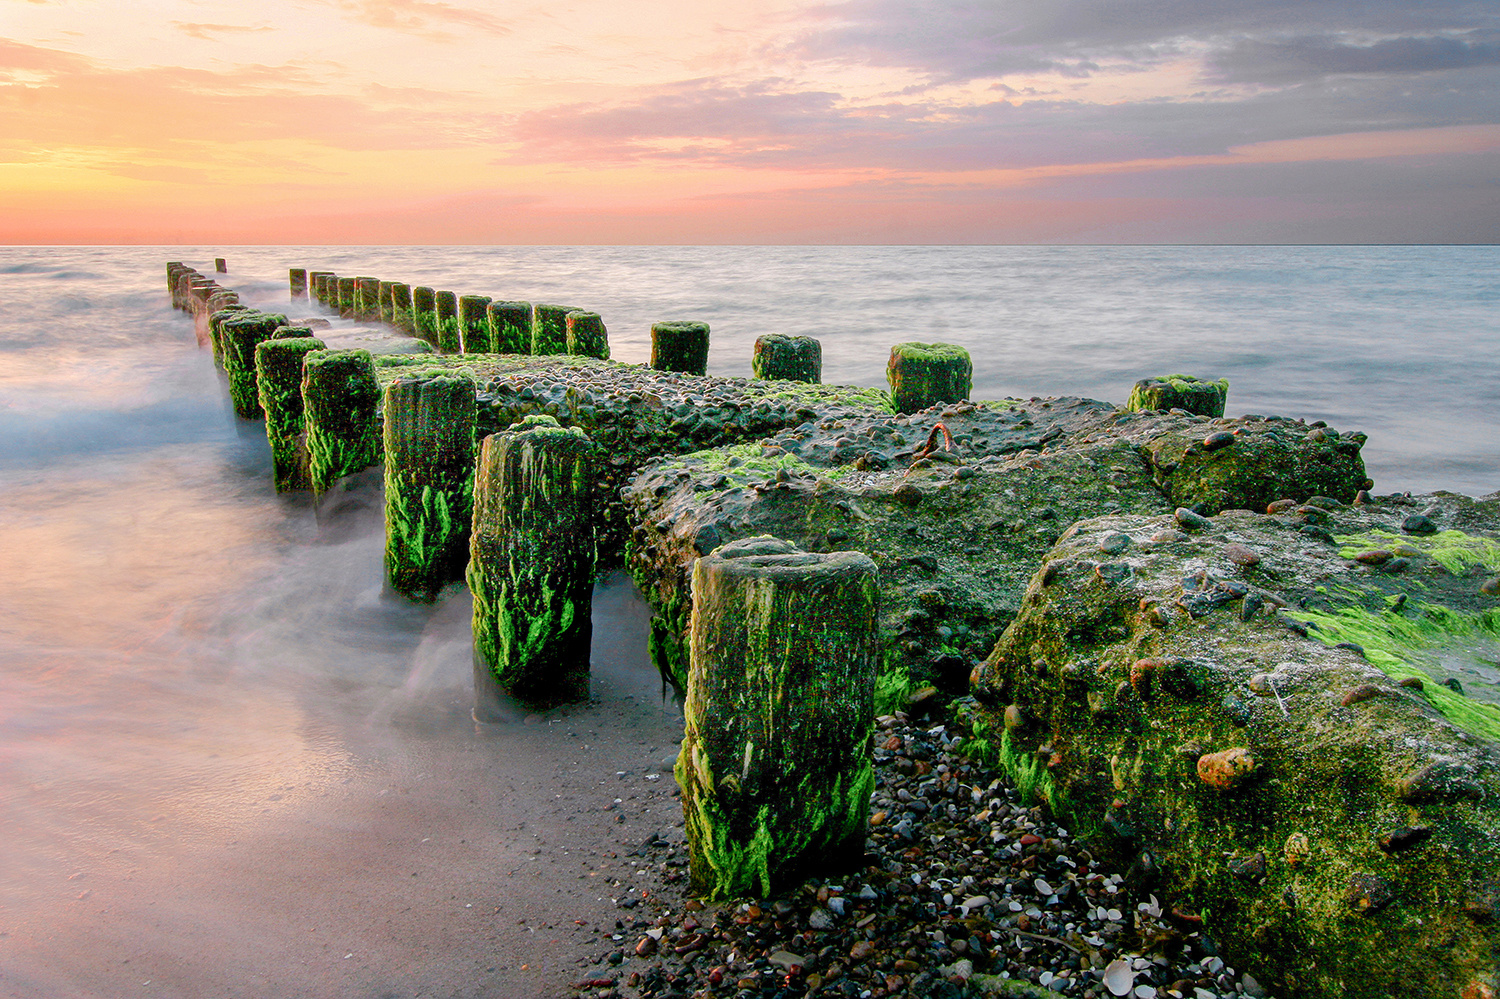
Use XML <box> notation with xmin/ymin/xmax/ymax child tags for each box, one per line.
<box><xmin>0</xmin><ymin>455</ymin><xmax>685</xmax><ymax>999</ymax></box>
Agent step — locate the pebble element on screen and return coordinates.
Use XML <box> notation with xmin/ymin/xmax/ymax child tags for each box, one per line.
<box><xmin>1174</xmin><ymin>507</ymin><xmax>1213</xmax><ymax>531</ymax></box>
<box><xmin>575</xmin><ymin>710</ymin><xmax>1247</xmax><ymax>999</ymax></box>
<box><xmin>1402</xmin><ymin>513</ymin><xmax>1437</xmax><ymax>535</ymax></box>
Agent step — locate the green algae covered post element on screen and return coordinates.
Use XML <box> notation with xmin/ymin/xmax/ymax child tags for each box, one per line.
<box><xmin>354</xmin><ymin>277</ymin><xmax>381</xmax><ymax>322</ymax></box>
<box><xmin>309</xmin><ymin>271</ymin><xmax>335</xmax><ymax>307</ymax></box>
<box><xmin>531</xmin><ymin>303</ymin><xmax>576</xmax><ymax>356</ymax></box>
<box><xmin>383</xmin><ymin>371</ymin><xmax>477</xmax><ymax>602</ymax></box>
<box><xmin>469</xmin><ymin>415</ymin><xmax>596</xmax><ymax>708</ymax></box>
<box><xmin>256</xmin><ymin>336</ymin><xmax>327</xmax><ymax>492</ymax></box>
<box><xmin>377</xmin><ymin>280</ymin><xmax>395</xmax><ymax>325</ymax></box>
<box><xmin>886</xmin><ymin>341</ymin><xmax>972</xmax><ymax>414</ymax></box>
<box><xmin>412</xmin><ymin>286</ymin><xmax>439</xmax><ymax>345</ymax></box>
<box><xmin>487</xmin><ymin>301</ymin><xmax>532</xmax><ymax>355</ymax></box>
<box><xmin>207</xmin><ymin>304</ymin><xmax>251</xmax><ymax>367</ymax></box>
<box><xmin>752</xmin><ymin>334</ymin><xmax>821</xmax><ymax>383</ymax></box>
<box><xmin>302</xmin><ymin>348</ymin><xmax>382</xmax><ymax>496</ymax></box>
<box><xmin>459</xmin><ymin>294</ymin><xmax>494</xmax><ymax>353</ymax></box>
<box><xmin>678</xmin><ymin>536</ymin><xmax>880</xmax><ymax>899</ymax></box>
<box><xmin>434</xmin><ymin>290</ymin><xmax>461</xmax><ymax>354</ymax></box>
<box><xmin>220</xmin><ymin>312</ymin><xmax>291</xmax><ymax>419</ymax></box>
<box><xmin>215</xmin><ymin>257</ymin><xmax>227</xmax><ymax>273</ymax></box>
<box><xmin>289</xmin><ymin>268</ymin><xmax>308</xmax><ymax>300</ymax></box>
<box><xmin>565</xmin><ymin>310</ymin><xmax>610</xmax><ymax>360</ymax></box>
<box><xmin>651</xmin><ymin>320</ymin><xmax>710</xmax><ymax>375</ymax></box>
<box><xmin>1126</xmin><ymin>374</ymin><xmax>1229</xmax><ymax>418</ymax></box>
<box><xmin>336</xmin><ymin>277</ymin><xmax>357</xmax><ymax>318</ymax></box>
<box><xmin>389</xmin><ymin>282</ymin><xmax>414</xmax><ymax>334</ymax></box>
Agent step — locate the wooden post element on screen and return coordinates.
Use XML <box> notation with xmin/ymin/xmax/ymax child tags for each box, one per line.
<box><xmin>531</xmin><ymin>303</ymin><xmax>577</xmax><ymax>356</ymax></box>
<box><xmin>434</xmin><ymin>290</ymin><xmax>461</xmax><ymax>354</ymax></box>
<box><xmin>207</xmin><ymin>304</ymin><xmax>251</xmax><ymax>367</ymax></box>
<box><xmin>219</xmin><ymin>312</ymin><xmax>291</xmax><ymax>419</ymax></box>
<box><xmin>678</xmin><ymin>537</ymin><xmax>880</xmax><ymax>899</ymax></box>
<box><xmin>289</xmin><ymin>268</ymin><xmax>308</xmax><ymax>300</ymax></box>
<box><xmin>302</xmin><ymin>349</ymin><xmax>382</xmax><ymax>495</ymax></box>
<box><xmin>753</xmin><ymin>334</ymin><xmax>821</xmax><ymax>383</ymax></box>
<box><xmin>389</xmin><ymin>282</ymin><xmax>414</xmax><ymax>334</ymax></box>
<box><xmin>565</xmin><ymin>310</ymin><xmax>610</xmax><ymax>360</ymax></box>
<box><xmin>487</xmin><ymin>301</ymin><xmax>532</xmax><ymax>355</ymax></box>
<box><xmin>459</xmin><ymin>294</ymin><xmax>493</xmax><ymax>352</ymax></box>
<box><xmin>336</xmin><ymin>277</ymin><xmax>357</xmax><ymax>318</ymax></box>
<box><xmin>377</xmin><ymin>280</ymin><xmax>395</xmax><ymax>325</ymax></box>
<box><xmin>256</xmin><ymin>336</ymin><xmax>327</xmax><ymax>492</ymax></box>
<box><xmin>354</xmin><ymin>277</ymin><xmax>381</xmax><ymax>322</ymax></box>
<box><xmin>215</xmin><ymin>257</ymin><xmax>227</xmax><ymax>273</ymax></box>
<box><xmin>382</xmin><ymin>372</ymin><xmax>477</xmax><ymax>602</ymax></box>
<box><xmin>651</xmin><ymin>320</ymin><xmax>710</xmax><ymax>375</ymax></box>
<box><xmin>886</xmin><ymin>342</ymin><xmax>972</xmax><ymax>414</ymax></box>
<box><xmin>309</xmin><ymin>271</ymin><xmax>335</xmax><ymax>307</ymax></box>
<box><xmin>469</xmin><ymin>415</ymin><xmax>596</xmax><ymax>707</ymax></box>
<box><xmin>1126</xmin><ymin>375</ymin><xmax>1229</xmax><ymax>418</ymax></box>
<box><xmin>412</xmin><ymin>286</ymin><xmax>439</xmax><ymax>345</ymax></box>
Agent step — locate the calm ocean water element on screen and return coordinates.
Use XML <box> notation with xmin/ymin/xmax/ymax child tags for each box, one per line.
<box><xmin>0</xmin><ymin>244</ymin><xmax>1495</xmax><ymax>995</ymax></box>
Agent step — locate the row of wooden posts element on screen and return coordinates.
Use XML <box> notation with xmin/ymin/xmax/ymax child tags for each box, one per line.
<box><xmin>165</xmin><ymin>259</ymin><xmax>885</xmax><ymax>899</ymax></box>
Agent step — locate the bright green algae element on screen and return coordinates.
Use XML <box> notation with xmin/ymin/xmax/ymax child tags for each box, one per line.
<box><xmin>468</xmin><ymin>414</ymin><xmax>596</xmax><ymax>703</ymax></box>
<box><xmin>565</xmin><ymin>311</ymin><xmax>610</xmax><ymax>360</ymax></box>
<box><xmin>412</xmin><ymin>286</ymin><xmax>439</xmax><ymax>345</ymax></box>
<box><xmin>886</xmin><ymin>341</ymin><xmax>971</xmax><ymax>414</ymax></box>
<box><xmin>256</xmin><ymin>336</ymin><xmax>327</xmax><ymax>492</ymax></box>
<box><xmin>1125</xmin><ymin>374</ymin><xmax>1229</xmax><ymax>417</ymax></box>
<box><xmin>459</xmin><ymin>295</ymin><xmax>493</xmax><ymax>353</ymax></box>
<box><xmin>1337</xmin><ymin>529</ymin><xmax>1500</xmax><ymax>575</ymax></box>
<box><xmin>434</xmin><ymin>291</ymin><xmax>461</xmax><ymax>354</ymax></box>
<box><xmin>302</xmin><ymin>349</ymin><xmax>382</xmax><ymax>495</ymax></box>
<box><xmin>532</xmin><ymin>304</ymin><xmax>576</xmax><ymax>356</ymax></box>
<box><xmin>488</xmin><ymin>301</ymin><xmax>532</xmax><ymax>355</ymax></box>
<box><xmin>220</xmin><ymin>312</ymin><xmax>290</xmax><ymax>418</ymax></box>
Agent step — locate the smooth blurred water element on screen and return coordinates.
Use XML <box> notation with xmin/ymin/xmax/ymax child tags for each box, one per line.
<box><xmin>0</xmin><ymin>244</ymin><xmax>1495</xmax><ymax>995</ymax></box>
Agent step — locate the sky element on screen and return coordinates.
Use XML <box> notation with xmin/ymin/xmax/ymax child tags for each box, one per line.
<box><xmin>2</xmin><ymin>0</ymin><xmax>1498</xmax><ymax>243</ymax></box>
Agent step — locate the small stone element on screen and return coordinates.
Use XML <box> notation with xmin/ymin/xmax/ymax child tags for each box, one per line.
<box><xmin>1100</xmin><ymin>532</ymin><xmax>1132</xmax><ymax>555</ymax></box>
<box><xmin>768</xmin><ymin>950</ymin><xmax>804</xmax><ymax>970</ymax></box>
<box><xmin>1399</xmin><ymin>761</ymin><xmax>1483</xmax><ymax>803</ymax></box>
<box><xmin>1481</xmin><ymin>577</ymin><xmax>1500</xmax><ymax>596</ymax></box>
<box><xmin>1224</xmin><ymin>544</ymin><xmax>1260</xmax><ymax>567</ymax></box>
<box><xmin>893</xmin><ymin>483</ymin><xmax>923</xmax><ymax>506</ymax></box>
<box><xmin>1398</xmin><ymin>676</ymin><xmax>1424</xmax><ymax>690</ymax></box>
<box><xmin>1340</xmin><ymin>683</ymin><xmax>1384</xmax><ymax>706</ymax></box>
<box><xmin>1403</xmin><ymin>513</ymin><xmax>1438</xmax><ymax>535</ymax></box>
<box><xmin>1175</xmin><ymin>507</ymin><xmax>1212</xmax><ymax>531</ymax></box>
<box><xmin>1378</xmin><ymin>825</ymin><xmax>1433</xmax><ymax>853</ymax></box>
<box><xmin>849</xmin><ymin>940</ymin><xmax>876</xmax><ymax>960</ymax></box>
<box><xmin>634</xmin><ymin>936</ymin><xmax>657</xmax><ymax>957</ymax></box>
<box><xmin>1353</xmin><ymin>549</ymin><xmax>1393</xmax><ymax>565</ymax></box>
<box><xmin>1202</xmin><ymin>431</ymin><xmax>1236</xmax><ymax>451</ymax></box>
<box><xmin>1197</xmin><ymin>747</ymin><xmax>1256</xmax><ymax>790</ymax></box>
<box><xmin>1266</xmin><ymin>498</ymin><xmax>1298</xmax><ymax>514</ymax></box>
<box><xmin>1227</xmin><ymin>852</ymin><xmax>1267</xmax><ymax>882</ymax></box>
<box><xmin>808</xmin><ymin>908</ymin><xmax>834</xmax><ymax>930</ymax></box>
<box><xmin>1284</xmin><ymin>831</ymin><xmax>1312</xmax><ymax>866</ymax></box>
<box><xmin>1345</xmin><ymin>873</ymin><xmax>1395</xmax><ymax>913</ymax></box>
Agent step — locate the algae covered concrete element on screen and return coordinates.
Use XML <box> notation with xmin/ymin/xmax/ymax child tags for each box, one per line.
<box><xmin>969</xmin><ymin>496</ymin><xmax>1500</xmax><ymax>999</ymax></box>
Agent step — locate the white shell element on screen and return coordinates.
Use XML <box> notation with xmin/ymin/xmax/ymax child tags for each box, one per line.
<box><xmin>1104</xmin><ymin>958</ymin><xmax>1135</xmax><ymax>997</ymax></box>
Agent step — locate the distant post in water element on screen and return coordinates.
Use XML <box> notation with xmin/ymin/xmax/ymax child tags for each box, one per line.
<box><xmin>459</xmin><ymin>294</ymin><xmax>493</xmax><ymax>352</ymax></box>
<box><xmin>487</xmin><ymin>301</ymin><xmax>532</xmax><ymax>355</ymax></box>
<box><xmin>531</xmin><ymin>303</ymin><xmax>576</xmax><ymax>356</ymax></box>
<box><xmin>565</xmin><ymin>310</ymin><xmax>610</xmax><ymax>360</ymax></box>
<box><xmin>256</xmin><ymin>336</ymin><xmax>327</xmax><ymax>492</ymax></box>
<box><xmin>309</xmin><ymin>271</ymin><xmax>335</xmax><ymax>307</ymax></box>
<box><xmin>1126</xmin><ymin>374</ymin><xmax>1229</xmax><ymax>418</ymax></box>
<box><xmin>354</xmin><ymin>277</ymin><xmax>381</xmax><ymax>322</ymax></box>
<box><xmin>389</xmin><ymin>282</ymin><xmax>414</xmax><ymax>334</ymax></box>
<box><xmin>215</xmin><ymin>257</ymin><xmax>227</xmax><ymax>273</ymax></box>
<box><xmin>289</xmin><ymin>268</ymin><xmax>308</xmax><ymax>300</ymax></box>
<box><xmin>412</xmin><ymin>286</ymin><xmax>439</xmax><ymax>345</ymax></box>
<box><xmin>752</xmin><ymin>334</ymin><xmax>821</xmax><ymax>383</ymax></box>
<box><xmin>677</xmin><ymin>537</ymin><xmax>880</xmax><ymax>899</ymax></box>
<box><xmin>886</xmin><ymin>342</ymin><xmax>972</xmax><ymax>414</ymax></box>
<box><xmin>434</xmin><ymin>290</ymin><xmax>461</xmax><ymax>354</ymax></box>
<box><xmin>337</xmin><ymin>277</ymin><xmax>357</xmax><ymax>318</ymax></box>
<box><xmin>651</xmin><ymin>321</ymin><xmax>710</xmax><ymax>375</ymax></box>
<box><xmin>383</xmin><ymin>372</ymin><xmax>477</xmax><ymax>602</ymax></box>
<box><xmin>469</xmin><ymin>415</ymin><xmax>596</xmax><ymax>709</ymax></box>
<box><xmin>377</xmin><ymin>280</ymin><xmax>396</xmax><ymax>325</ymax></box>
<box><xmin>302</xmin><ymin>349</ymin><xmax>382</xmax><ymax>495</ymax></box>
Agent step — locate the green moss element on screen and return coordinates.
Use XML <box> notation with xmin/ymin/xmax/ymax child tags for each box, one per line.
<box><xmin>434</xmin><ymin>290</ymin><xmax>461</xmax><ymax>354</ymax></box>
<box><xmin>386</xmin><ymin>470</ymin><xmax>474</xmax><ymax>602</ymax></box>
<box><xmin>1336</xmin><ymin>529</ymin><xmax>1500</xmax><ymax>575</ymax></box>
<box><xmin>650</xmin><ymin>320</ymin><xmax>710</xmax><ymax>374</ymax></box>
<box><xmin>302</xmin><ymin>349</ymin><xmax>382</xmax><ymax>495</ymax></box>
<box><xmin>874</xmin><ymin>665</ymin><xmax>914</xmax><ymax>716</ymax></box>
<box><xmin>886</xmin><ymin>341</ymin><xmax>972</xmax><ymax>414</ymax></box>
<box><xmin>488</xmin><ymin>301</ymin><xmax>532</xmax><ymax>355</ymax></box>
<box><xmin>256</xmin><ymin>337</ymin><xmax>327</xmax><ymax>492</ymax></box>
<box><xmin>1291</xmin><ymin>603</ymin><xmax>1500</xmax><ymax>741</ymax></box>
<box><xmin>1125</xmin><ymin>375</ymin><xmax>1229</xmax><ymax>417</ymax></box>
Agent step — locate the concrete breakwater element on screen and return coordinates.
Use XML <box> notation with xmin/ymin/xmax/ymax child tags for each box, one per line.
<box><xmin>170</xmin><ymin>260</ymin><xmax>1500</xmax><ymax>999</ymax></box>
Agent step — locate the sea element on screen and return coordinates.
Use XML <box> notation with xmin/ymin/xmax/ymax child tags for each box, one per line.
<box><xmin>0</xmin><ymin>244</ymin><xmax>1495</xmax><ymax>996</ymax></box>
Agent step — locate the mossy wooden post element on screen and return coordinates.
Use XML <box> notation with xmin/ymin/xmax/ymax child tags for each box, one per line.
<box><xmin>302</xmin><ymin>349</ymin><xmax>382</xmax><ymax>496</ymax></box>
<box><xmin>215</xmin><ymin>257</ymin><xmax>227</xmax><ymax>273</ymax></box>
<box><xmin>220</xmin><ymin>312</ymin><xmax>290</xmax><ymax>419</ymax></box>
<box><xmin>289</xmin><ymin>268</ymin><xmax>308</xmax><ymax>300</ymax></box>
<box><xmin>175</xmin><ymin>272</ymin><xmax>198</xmax><ymax>312</ymax></box>
<box><xmin>377</xmin><ymin>280</ymin><xmax>395</xmax><ymax>325</ymax></box>
<box><xmin>469</xmin><ymin>415</ymin><xmax>596</xmax><ymax>708</ymax></box>
<box><xmin>256</xmin><ymin>337</ymin><xmax>327</xmax><ymax>492</ymax></box>
<box><xmin>487</xmin><ymin>301</ymin><xmax>532</xmax><ymax>355</ymax></box>
<box><xmin>337</xmin><ymin>277</ymin><xmax>357</xmax><ymax>318</ymax></box>
<box><xmin>412</xmin><ymin>286</ymin><xmax>439</xmax><ymax>345</ymax></box>
<box><xmin>565</xmin><ymin>310</ymin><xmax>610</xmax><ymax>360</ymax></box>
<box><xmin>651</xmin><ymin>321</ymin><xmax>710</xmax><ymax>375</ymax></box>
<box><xmin>383</xmin><ymin>372</ymin><xmax>477</xmax><ymax>602</ymax></box>
<box><xmin>531</xmin><ymin>303</ymin><xmax>576</xmax><ymax>356</ymax></box>
<box><xmin>434</xmin><ymin>290</ymin><xmax>461</xmax><ymax>354</ymax></box>
<box><xmin>677</xmin><ymin>536</ymin><xmax>880</xmax><ymax>899</ymax></box>
<box><xmin>459</xmin><ymin>294</ymin><xmax>493</xmax><ymax>352</ymax></box>
<box><xmin>166</xmin><ymin>263</ymin><xmax>188</xmax><ymax>306</ymax></box>
<box><xmin>752</xmin><ymin>334</ymin><xmax>821</xmax><ymax>383</ymax></box>
<box><xmin>201</xmin><ymin>290</ymin><xmax>239</xmax><ymax>348</ymax></box>
<box><xmin>354</xmin><ymin>277</ymin><xmax>381</xmax><ymax>322</ymax></box>
<box><xmin>309</xmin><ymin>271</ymin><xmax>335</xmax><ymax>307</ymax></box>
<box><xmin>886</xmin><ymin>341</ymin><xmax>972</xmax><ymax>414</ymax></box>
<box><xmin>207</xmin><ymin>304</ymin><xmax>251</xmax><ymax>367</ymax></box>
<box><xmin>389</xmin><ymin>282</ymin><xmax>414</xmax><ymax>334</ymax></box>
<box><xmin>1126</xmin><ymin>375</ymin><xmax>1229</xmax><ymax>418</ymax></box>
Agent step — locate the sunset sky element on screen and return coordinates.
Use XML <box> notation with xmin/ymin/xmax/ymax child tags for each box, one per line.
<box><xmin>3</xmin><ymin>0</ymin><xmax>1498</xmax><ymax>243</ymax></box>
